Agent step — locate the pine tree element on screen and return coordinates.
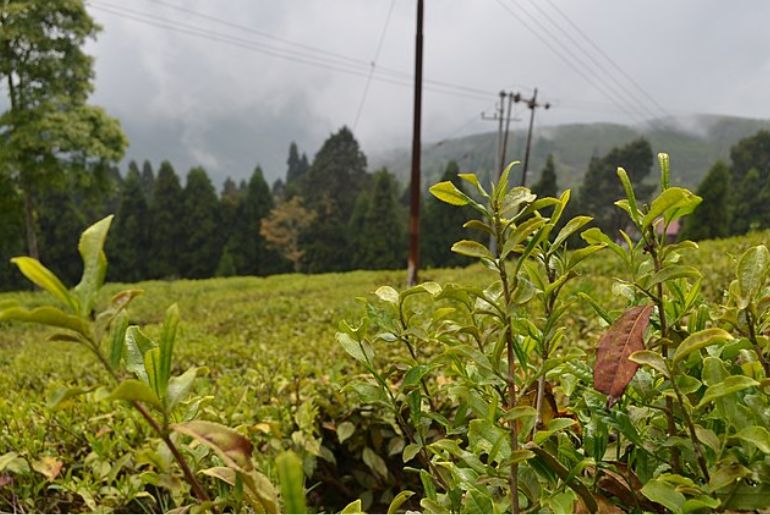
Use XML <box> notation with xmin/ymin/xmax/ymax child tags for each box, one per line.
<box><xmin>680</xmin><ymin>161</ymin><xmax>731</xmax><ymax>241</ymax></box>
<box><xmin>141</xmin><ymin>160</ymin><xmax>155</xmax><ymax>201</ymax></box>
<box><xmin>422</xmin><ymin>161</ymin><xmax>472</xmax><ymax>268</ymax></box>
<box><xmin>286</xmin><ymin>142</ymin><xmax>310</xmax><ymax>185</ymax></box>
<box><xmin>109</xmin><ymin>167</ymin><xmax>150</xmax><ymax>282</ymax></box>
<box><xmin>181</xmin><ymin>167</ymin><xmax>221</xmax><ymax>278</ymax></box>
<box><xmin>298</xmin><ymin>127</ymin><xmax>368</xmax><ymax>271</ymax></box>
<box><xmin>148</xmin><ymin>161</ymin><xmax>184</xmax><ymax>279</ymax></box>
<box><xmin>226</xmin><ymin>166</ymin><xmax>280</xmax><ymax>276</ymax></box>
<box><xmin>352</xmin><ymin>170</ymin><xmax>405</xmax><ymax>270</ymax></box>
<box><xmin>532</xmin><ymin>154</ymin><xmax>558</xmax><ymax>198</ymax></box>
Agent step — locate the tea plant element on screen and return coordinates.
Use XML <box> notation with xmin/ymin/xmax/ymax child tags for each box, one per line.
<box><xmin>0</xmin><ymin>216</ymin><xmax>304</xmax><ymax>512</ymax></box>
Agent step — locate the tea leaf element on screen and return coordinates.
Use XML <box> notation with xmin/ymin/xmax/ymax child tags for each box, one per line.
<box><xmin>387</xmin><ymin>490</ymin><xmax>415</xmax><ymax>514</ymax></box>
<box><xmin>735</xmin><ymin>426</ymin><xmax>770</xmax><ymax>454</ymax></box>
<box><xmin>10</xmin><ymin>257</ymin><xmax>76</xmax><ymax>311</ymax></box>
<box><xmin>640</xmin><ymin>477</ymin><xmax>685</xmax><ymax>513</ymax></box>
<box><xmin>594</xmin><ymin>305</ymin><xmax>653</xmax><ymax>402</ymax></box>
<box><xmin>629</xmin><ymin>350</ymin><xmax>669</xmax><ymax>378</ymax></box>
<box><xmin>276</xmin><ymin>451</ymin><xmax>307</xmax><ymax>514</ymax></box>
<box><xmin>108</xmin><ymin>379</ymin><xmax>162</xmax><ymax>410</ymax></box>
<box><xmin>429</xmin><ymin>181</ymin><xmax>470</xmax><ymax>206</ymax></box>
<box><xmin>672</xmin><ymin>328</ymin><xmax>732</xmax><ymax>364</ymax></box>
<box><xmin>172</xmin><ymin>420</ymin><xmax>254</xmax><ymax>470</ymax></box>
<box><xmin>73</xmin><ymin>215</ymin><xmax>113</xmax><ymax>317</ymax></box>
<box><xmin>737</xmin><ymin>245</ymin><xmax>770</xmax><ymax>307</ymax></box>
<box><xmin>451</xmin><ymin>240</ymin><xmax>493</xmax><ymax>260</ymax></box>
<box><xmin>696</xmin><ymin>375</ymin><xmax>759</xmax><ymax>409</ymax></box>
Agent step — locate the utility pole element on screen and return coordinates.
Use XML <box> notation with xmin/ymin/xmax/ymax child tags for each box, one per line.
<box><xmin>499</xmin><ymin>92</ymin><xmax>518</xmax><ymax>175</ymax></box>
<box><xmin>517</xmin><ymin>88</ymin><xmax>550</xmax><ymax>187</ymax></box>
<box><xmin>406</xmin><ymin>0</ymin><xmax>424</xmax><ymax>287</ymax></box>
<box><xmin>481</xmin><ymin>91</ymin><xmax>507</xmax><ymax>180</ymax></box>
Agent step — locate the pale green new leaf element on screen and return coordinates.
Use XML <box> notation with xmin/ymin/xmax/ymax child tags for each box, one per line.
<box><xmin>551</xmin><ymin>215</ymin><xmax>592</xmax><ymax>250</ymax></box>
<box><xmin>642</xmin><ymin>187</ymin><xmax>700</xmax><ymax>228</ymax></box>
<box><xmin>10</xmin><ymin>257</ymin><xmax>77</xmax><ymax>311</ymax></box>
<box><xmin>388</xmin><ymin>490</ymin><xmax>415</xmax><ymax>514</ymax></box>
<box><xmin>108</xmin><ymin>379</ymin><xmax>162</xmax><ymax>410</ymax></box>
<box><xmin>641</xmin><ymin>477</ymin><xmax>685</xmax><ymax>513</ymax></box>
<box><xmin>672</xmin><ymin>328</ymin><xmax>733</xmax><ymax>364</ymax></box>
<box><xmin>0</xmin><ymin>305</ymin><xmax>91</xmax><ymax>337</ymax></box>
<box><xmin>429</xmin><ymin>181</ymin><xmax>470</xmax><ymax>206</ymax></box>
<box><xmin>737</xmin><ymin>245</ymin><xmax>770</xmax><ymax>308</ymax></box>
<box><xmin>73</xmin><ymin>215</ymin><xmax>113</xmax><ymax>317</ymax></box>
<box><xmin>276</xmin><ymin>450</ymin><xmax>307</xmax><ymax>514</ymax></box>
<box><xmin>629</xmin><ymin>350</ymin><xmax>670</xmax><ymax>378</ymax></box>
<box><xmin>374</xmin><ymin>286</ymin><xmax>399</xmax><ymax>305</ymax></box>
<box><xmin>697</xmin><ymin>375</ymin><xmax>758</xmax><ymax>409</ymax></box>
<box><xmin>451</xmin><ymin>240</ymin><xmax>493</xmax><ymax>260</ymax></box>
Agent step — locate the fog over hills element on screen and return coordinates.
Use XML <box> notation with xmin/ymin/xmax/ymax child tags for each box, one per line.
<box><xmin>370</xmin><ymin>114</ymin><xmax>770</xmax><ymax>193</ymax></box>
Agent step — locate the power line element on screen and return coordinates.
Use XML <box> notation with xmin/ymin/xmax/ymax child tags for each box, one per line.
<box><xmin>542</xmin><ymin>0</ymin><xmax>671</xmax><ymax>120</ymax></box>
<box><xmin>520</xmin><ymin>0</ymin><xmax>664</xmax><ymax>125</ymax></box>
<box><xmin>353</xmin><ymin>0</ymin><xmax>395</xmax><ymax>131</ymax></box>
<box><xmin>494</xmin><ymin>0</ymin><xmax>650</xmax><ymax>129</ymax></box>
<box><xmin>502</xmin><ymin>0</ymin><xmax>655</xmax><ymax>129</ymax></box>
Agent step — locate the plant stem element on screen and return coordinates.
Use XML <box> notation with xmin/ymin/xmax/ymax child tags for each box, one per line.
<box><xmin>495</xmin><ymin>215</ymin><xmax>520</xmax><ymax>514</ymax></box>
<box><xmin>746</xmin><ymin>310</ymin><xmax>770</xmax><ymax>377</ymax></box>
<box><xmin>667</xmin><ymin>375</ymin><xmax>711</xmax><ymax>481</ymax></box>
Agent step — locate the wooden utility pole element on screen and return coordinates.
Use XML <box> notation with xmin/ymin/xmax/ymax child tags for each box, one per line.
<box><xmin>518</xmin><ymin>88</ymin><xmax>550</xmax><ymax>187</ymax></box>
<box><xmin>481</xmin><ymin>91</ymin><xmax>507</xmax><ymax>179</ymax></box>
<box><xmin>406</xmin><ymin>0</ymin><xmax>424</xmax><ymax>286</ymax></box>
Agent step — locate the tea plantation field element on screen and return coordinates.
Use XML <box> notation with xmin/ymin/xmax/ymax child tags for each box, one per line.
<box><xmin>0</xmin><ymin>230</ymin><xmax>767</xmax><ymax>513</ymax></box>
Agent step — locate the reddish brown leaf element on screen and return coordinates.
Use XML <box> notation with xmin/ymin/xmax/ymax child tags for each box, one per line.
<box><xmin>594</xmin><ymin>305</ymin><xmax>653</xmax><ymax>403</ymax></box>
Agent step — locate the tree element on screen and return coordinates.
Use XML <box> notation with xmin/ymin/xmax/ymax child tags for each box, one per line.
<box><xmin>181</xmin><ymin>167</ymin><xmax>221</xmax><ymax>278</ymax></box>
<box><xmin>532</xmin><ymin>154</ymin><xmax>558</xmax><ymax>199</ymax></box>
<box><xmin>578</xmin><ymin>138</ymin><xmax>654</xmax><ymax>238</ymax></box>
<box><xmin>422</xmin><ymin>161</ymin><xmax>472</xmax><ymax>268</ymax></box>
<box><xmin>730</xmin><ymin>129</ymin><xmax>770</xmax><ymax>182</ymax></box>
<box><xmin>109</xmin><ymin>167</ymin><xmax>150</xmax><ymax>282</ymax></box>
<box><xmin>37</xmin><ymin>186</ymin><xmax>85</xmax><ymax>285</ymax></box>
<box><xmin>0</xmin><ymin>1</ymin><xmax>127</xmax><ymax>259</ymax></box>
<box><xmin>730</xmin><ymin>168</ymin><xmax>770</xmax><ymax>235</ymax></box>
<box><xmin>260</xmin><ymin>196</ymin><xmax>316</xmax><ymax>272</ymax></box>
<box><xmin>351</xmin><ymin>170</ymin><xmax>405</xmax><ymax>270</ymax></box>
<box><xmin>225</xmin><ymin>166</ymin><xmax>278</xmax><ymax>275</ymax></box>
<box><xmin>286</xmin><ymin>142</ymin><xmax>310</xmax><ymax>185</ymax></box>
<box><xmin>141</xmin><ymin>160</ymin><xmax>155</xmax><ymax>201</ymax></box>
<box><xmin>148</xmin><ymin>161</ymin><xmax>184</xmax><ymax>278</ymax></box>
<box><xmin>0</xmin><ymin>173</ymin><xmax>25</xmax><ymax>290</ymax></box>
<box><xmin>679</xmin><ymin>161</ymin><xmax>731</xmax><ymax>241</ymax></box>
<box><xmin>298</xmin><ymin>127</ymin><xmax>368</xmax><ymax>272</ymax></box>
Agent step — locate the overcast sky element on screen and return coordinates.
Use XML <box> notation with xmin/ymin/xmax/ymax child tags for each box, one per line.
<box><xmin>84</xmin><ymin>0</ymin><xmax>770</xmax><ymax>185</ymax></box>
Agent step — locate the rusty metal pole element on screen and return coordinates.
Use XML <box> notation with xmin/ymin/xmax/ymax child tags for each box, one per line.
<box><xmin>407</xmin><ymin>0</ymin><xmax>424</xmax><ymax>286</ymax></box>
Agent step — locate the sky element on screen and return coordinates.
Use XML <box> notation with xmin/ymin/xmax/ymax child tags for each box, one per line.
<box><xmin>83</xmin><ymin>0</ymin><xmax>770</xmax><ymax>186</ymax></box>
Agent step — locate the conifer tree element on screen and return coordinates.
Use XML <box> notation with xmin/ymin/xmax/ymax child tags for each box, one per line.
<box><xmin>680</xmin><ymin>161</ymin><xmax>731</xmax><ymax>241</ymax></box>
<box><xmin>422</xmin><ymin>161</ymin><xmax>471</xmax><ymax>268</ymax></box>
<box><xmin>141</xmin><ymin>160</ymin><xmax>155</xmax><ymax>201</ymax></box>
<box><xmin>37</xmin><ymin>187</ymin><xmax>85</xmax><ymax>285</ymax></box>
<box><xmin>352</xmin><ymin>170</ymin><xmax>404</xmax><ymax>270</ymax></box>
<box><xmin>148</xmin><ymin>161</ymin><xmax>184</xmax><ymax>279</ymax></box>
<box><xmin>110</xmin><ymin>167</ymin><xmax>150</xmax><ymax>282</ymax></box>
<box><xmin>730</xmin><ymin>168</ymin><xmax>770</xmax><ymax>235</ymax></box>
<box><xmin>181</xmin><ymin>167</ymin><xmax>221</xmax><ymax>278</ymax></box>
<box><xmin>532</xmin><ymin>154</ymin><xmax>558</xmax><ymax>198</ymax></box>
<box><xmin>226</xmin><ymin>166</ymin><xmax>277</xmax><ymax>275</ymax></box>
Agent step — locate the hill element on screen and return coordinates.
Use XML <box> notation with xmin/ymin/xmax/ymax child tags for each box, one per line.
<box><xmin>371</xmin><ymin>114</ymin><xmax>770</xmax><ymax>191</ymax></box>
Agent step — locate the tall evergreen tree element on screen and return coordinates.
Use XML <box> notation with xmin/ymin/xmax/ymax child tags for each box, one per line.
<box><xmin>109</xmin><ymin>167</ymin><xmax>150</xmax><ymax>282</ymax></box>
<box><xmin>225</xmin><ymin>166</ymin><xmax>277</xmax><ymax>276</ymax></box>
<box><xmin>286</xmin><ymin>142</ymin><xmax>310</xmax><ymax>185</ymax></box>
<box><xmin>532</xmin><ymin>154</ymin><xmax>558</xmax><ymax>198</ymax></box>
<box><xmin>730</xmin><ymin>168</ymin><xmax>770</xmax><ymax>235</ymax></box>
<box><xmin>37</xmin><ymin>187</ymin><xmax>85</xmax><ymax>285</ymax></box>
<box><xmin>730</xmin><ymin>129</ymin><xmax>770</xmax><ymax>182</ymax></box>
<box><xmin>141</xmin><ymin>160</ymin><xmax>155</xmax><ymax>201</ymax></box>
<box><xmin>299</xmin><ymin>127</ymin><xmax>368</xmax><ymax>272</ymax></box>
<box><xmin>181</xmin><ymin>167</ymin><xmax>221</xmax><ymax>278</ymax></box>
<box><xmin>680</xmin><ymin>161</ymin><xmax>731</xmax><ymax>241</ymax></box>
<box><xmin>0</xmin><ymin>174</ymin><xmax>25</xmax><ymax>291</ymax></box>
<box><xmin>148</xmin><ymin>161</ymin><xmax>184</xmax><ymax>279</ymax></box>
<box><xmin>351</xmin><ymin>170</ymin><xmax>405</xmax><ymax>270</ymax></box>
<box><xmin>578</xmin><ymin>138</ymin><xmax>654</xmax><ymax>238</ymax></box>
<box><xmin>422</xmin><ymin>161</ymin><xmax>472</xmax><ymax>268</ymax></box>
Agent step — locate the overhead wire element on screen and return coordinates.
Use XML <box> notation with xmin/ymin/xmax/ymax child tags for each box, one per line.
<box><xmin>495</xmin><ymin>0</ymin><xmax>651</xmax><ymax>130</ymax></box>
<box><xmin>353</xmin><ymin>0</ymin><xmax>395</xmax><ymax>131</ymax></box>
<box><xmin>520</xmin><ymin>0</ymin><xmax>664</xmax><ymax>126</ymax></box>
<box><xmin>542</xmin><ymin>0</ymin><xmax>671</xmax><ymax>120</ymax></box>
<box><xmin>89</xmin><ymin>0</ymin><xmax>502</xmax><ymax>104</ymax></box>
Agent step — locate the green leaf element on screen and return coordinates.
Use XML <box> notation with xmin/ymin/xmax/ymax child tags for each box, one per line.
<box><xmin>144</xmin><ymin>347</ymin><xmax>162</xmax><ymax>397</ymax></box>
<box><xmin>9</xmin><ymin>257</ymin><xmax>76</xmax><ymax>311</ymax></box>
<box><xmin>124</xmin><ymin>326</ymin><xmax>156</xmax><ymax>383</ymax></box>
<box><xmin>387</xmin><ymin>490</ymin><xmax>415</xmax><ymax>514</ymax></box>
<box><xmin>495</xmin><ymin>161</ymin><xmax>519</xmax><ymax>200</ymax></box>
<box><xmin>629</xmin><ymin>350</ymin><xmax>670</xmax><ymax>378</ymax></box>
<box><xmin>451</xmin><ymin>240</ymin><xmax>493</xmax><ymax>260</ymax></box>
<box><xmin>47</xmin><ymin>386</ymin><xmax>90</xmax><ymax>410</ymax></box>
<box><xmin>172</xmin><ymin>420</ymin><xmax>253</xmax><ymax>470</ymax></box>
<box><xmin>550</xmin><ymin>216</ymin><xmax>593</xmax><ymax>250</ymax></box>
<box><xmin>336</xmin><ymin>421</ymin><xmax>355</xmax><ymax>444</ymax></box>
<box><xmin>697</xmin><ymin>375</ymin><xmax>758</xmax><ymax>409</ymax></box>
<box><xmin>402</xmin><ymin>443</ymin><xmax>421</xmax><ymax>463</ymax></box>
<box><xmin>658</xmin><ymin>153</ymin><xmax>671</xmax><ymax>190</ymax></box>
<box><xmin>402</xmin><ymin>365</ymin><xmax>431</xmax><ymax>389</ymax></box>
<box><xmin>336</xmin><ymin>332</ymin><xmax>373</xmax><ymax>364</ymax></box>
<box><xmin>672</xmin><ymin>328</ymin><xmax>733</xmax><ymax>364</ymax></box>
<box><xmin>735</xmin><ymin>425</ymin><xmax>770</xmax><ymax>454</ymax></box>
<box><xmin>534</xmin><ymin>418</ymin><xmax>577</xmax><ymax>444</ymax></box>
<box><xmin>340</xmin><ymin>499</ymin><xmax>364</xmax><ymax>514</ymax></box>
<box><xmin>429</xmin><ymin>181</ymin><xmax>470</xmax><ymax>206</ymax></box>
<box><xmin>640</xmin><ymin>477</ymin><xmax>685</xmax><ymax>513</ymax></box>
<box><xmin>374</xmin><ymin>286</ymin><xmax>399</xmax><ymax>305</ymax></box>
<box><xmin>0</xmin><ymin>305</ymin><xmax>91</xmax><ymax>337</ymax></box>
<box><xmin>616</xmin><ymin>167</ymin><xmax>639</xmax><ymax>223</ymax></box>
<box><xmin>737</xmin><ymin>245</ymin><xmax>770</xmax><ymax>308</ymax></box>
<box><xmin>166</xmin><ymin>367</ymin><xmax>203</xmax><ymax>411</ymax></box>
<box><xmin>458</xmin><ymin>172</ymin><xmax>484</xmax><ymax>194</ymax></box>
<box><xmin>648</xmin><ymin>265</ymin><xmax>701</xmax><ymax>287</ymax></box>
<box><xmin>201</xmin><ymin>466</ymin><xmax>236</xmax><ymax>485</ymax></box>
<box><xmin>362</xmin><ymin>447</ymin><xmax>388</xmax><ymax>478</ymax></box>
<box><xmin>73</xmin><ymin>215</ymin><xmax>113</xmax><ymax>317</ymax></box>
<box><xmin>568</xmin><ymin>244</ymin><xmax>606</xmax><ymax>268</ymax></box>
<box><xmin>108</xmin><ymin>379</ymin><xmax>162</xmax><ymax>410</ymax></box>
<box><xmin>642</xmin><ymin>187</ymin><xmax>701</xmax><ymax>228</ymax></box>
<box><xmin>109</xmin><ymin>312</ymin><xmax>128</xmax><ymax>369</ymax></box>
<box><xmin>276</xmin><ymin>450</ymin><xmax>307</xmax><ymax>514</ymax></box>
<box><xmin>500</xmin><ymin>187</ymin><xmax>536</xmax><ymax>218</ymax></box>
<box><xmin>159</xmin><ymin>304</ymin><xmax>180</xmax><ymax>395</ymax></box>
